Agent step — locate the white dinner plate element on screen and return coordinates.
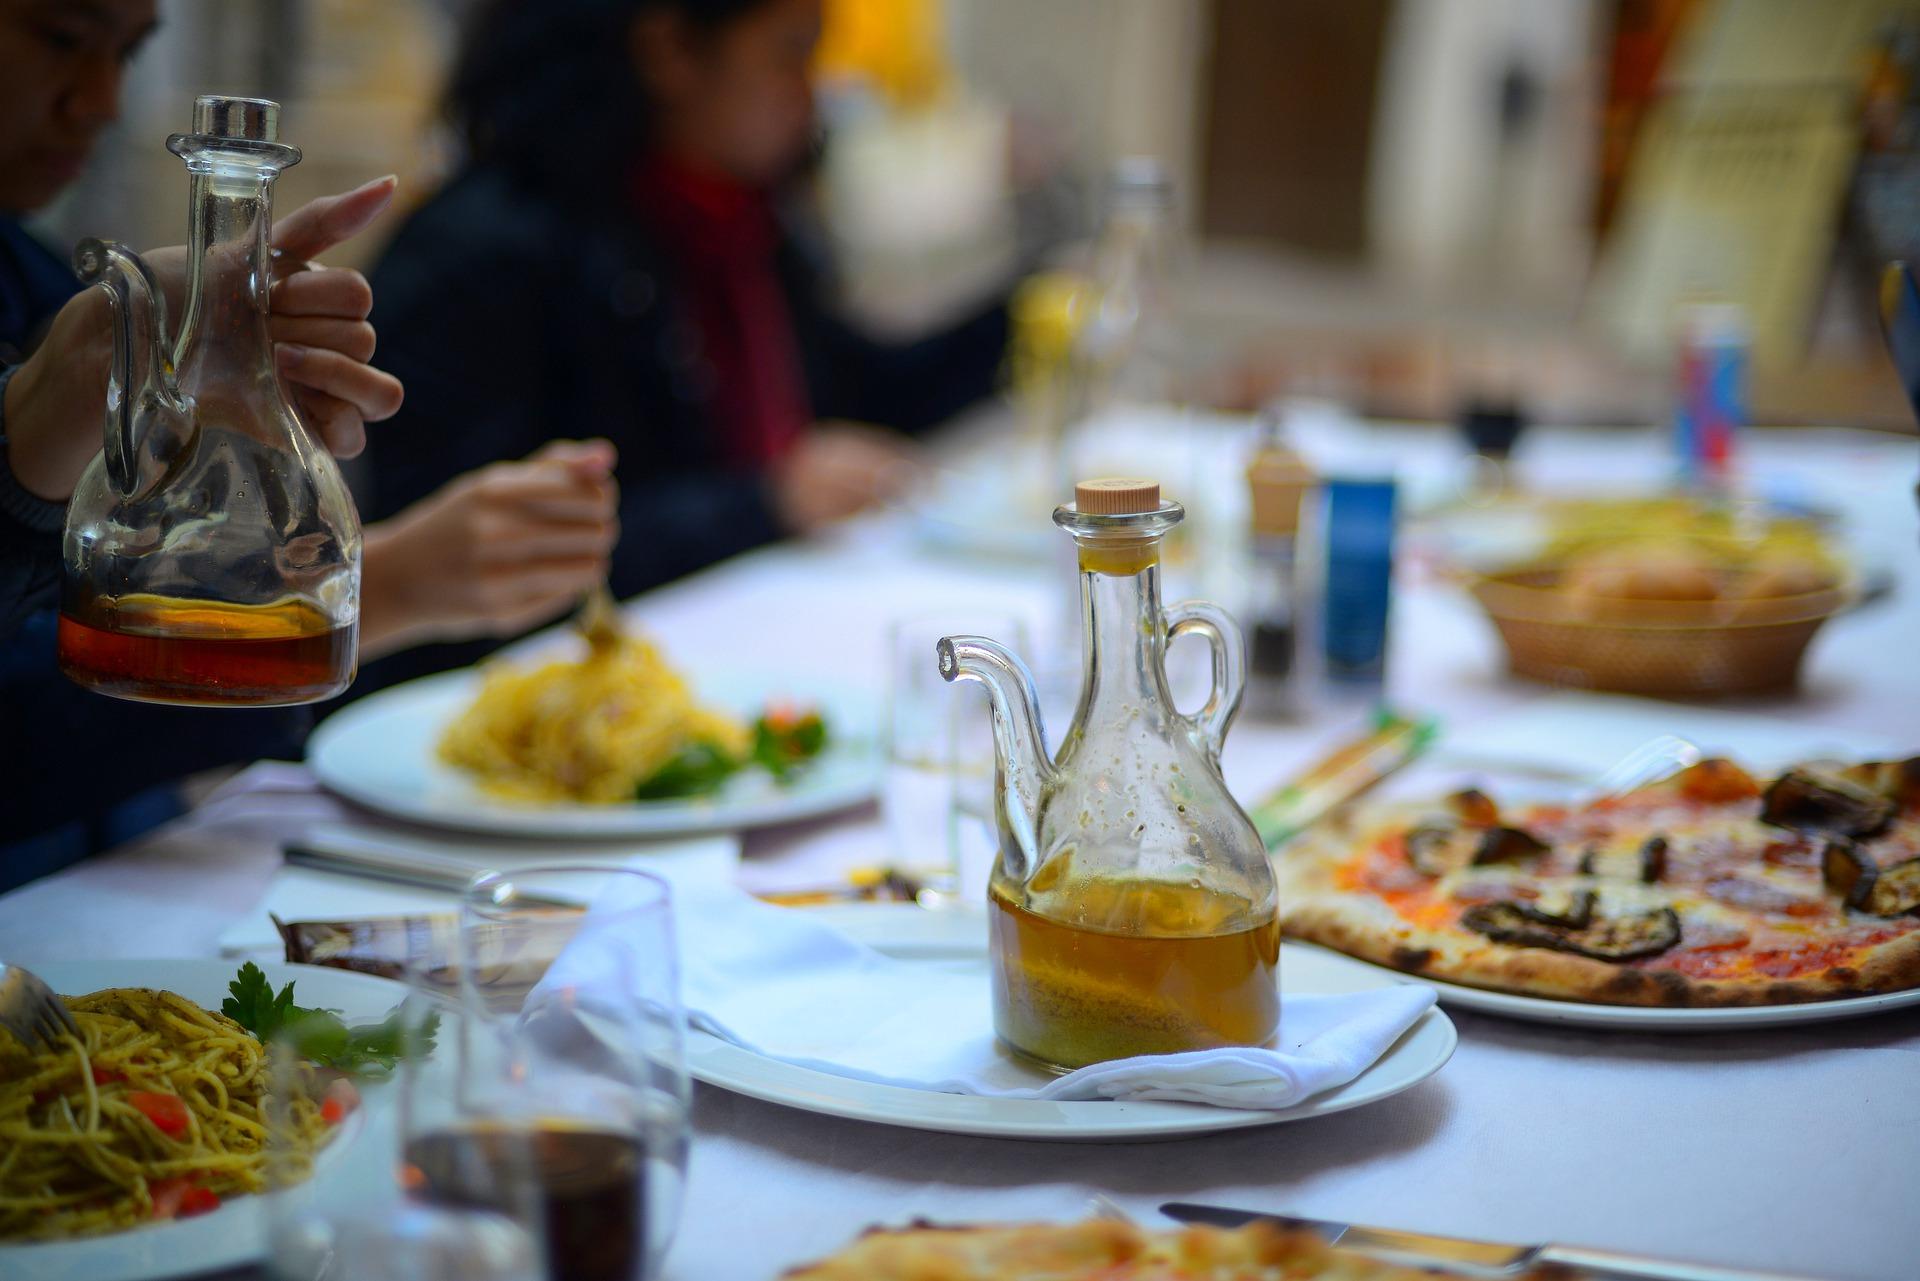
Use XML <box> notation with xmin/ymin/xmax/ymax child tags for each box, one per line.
<box><xmin>2</xmin><ymin>959</ymin><xmax>410</xmax><ymax>1281</ymax></box>
<box><xmin>683</xmin><ymin>904</ymin><xmax>1456</xmax><ymax>1142</ymax></box>
<box><xmin>308</xmin><ymin>668</ymin><xmax>880</xmax><ymax>838</ymax></box>
<box><xmin>1287</xmin><ymin>941</ymin><xmax>1920</xmax><ymax>1031</ymax></box>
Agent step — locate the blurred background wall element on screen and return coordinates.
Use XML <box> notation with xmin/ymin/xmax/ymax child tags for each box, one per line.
<box><xmin>32</xmin><ymin>0</ymin><xmax>1920</xmax><ymax>431</ymax></box>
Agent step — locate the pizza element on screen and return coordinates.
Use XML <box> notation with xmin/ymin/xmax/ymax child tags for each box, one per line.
<box><xmin>1278</xmin><ymin>756</ymin><xmax>1920</xmax><ymax>1006</ymax></box>
<box><xmin>782</xmin><ymin>1219</ymin><xmax>1563</xmax><ymax>1280</ymax></box>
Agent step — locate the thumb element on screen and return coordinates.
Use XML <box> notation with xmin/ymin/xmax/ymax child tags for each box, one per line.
<box><xmin>273</xmin><ymin>175</ymin><xmax>398</xmax><ymax>262</ymax></box>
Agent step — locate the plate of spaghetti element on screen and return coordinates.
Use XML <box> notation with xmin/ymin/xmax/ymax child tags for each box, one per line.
<box><xmin>1</xmin><ymin>960</ymin><xmax>410</xmax><ymax>1281</ymax></box>
<box><xmin>307</xmin><ymin>642</ymin><xmax>880</xmax><ymax>838</ymax></box>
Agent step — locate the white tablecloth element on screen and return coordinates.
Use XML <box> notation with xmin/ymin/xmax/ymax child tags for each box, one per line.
<box><xmin>3</xmin><ymin>423</ymin><xmax>1917</xmax><ymax>1281</ymax></box>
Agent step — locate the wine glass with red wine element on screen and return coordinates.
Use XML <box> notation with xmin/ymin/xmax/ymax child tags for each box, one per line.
<box><xmin>263</xmin><ymin>1003</ymin><xmax>542</xmax><ymax>1281</ymax></box>
<box><xmin>400</xmin><ymin>866</ymin><xmax>690</xmax><ymax>1281</ymax></box>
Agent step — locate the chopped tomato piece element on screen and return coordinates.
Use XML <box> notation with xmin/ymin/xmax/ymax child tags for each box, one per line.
<box><xmin>150</xmin><ymin>1177</ymin><xmax>220</xmax><ymax>1220</ymax></box>
<box><xmin>128</xmin><ymin>1090</ymin><xmax>191</xmax><ymax>1138</ymax></box>
<box><xmin>320</xmin><ymin>1077</ymin><xmax>360</xmax><ymax>1125</ymax></box>
<box><xmin>91</xmin><ymin>1065</ymin><xmax>125</xmax><ymax>1085</ymax></box>
<box><xmin>1675</xmin><ymin>758</ymin><xmax>1762</xmax><ymax>804</ymax></box>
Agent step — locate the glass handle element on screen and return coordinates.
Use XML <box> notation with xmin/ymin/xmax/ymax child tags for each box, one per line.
<box><xmin>73</xmin><ymin>239</ymin><xmax>181</xmax><ymax>499</ymax></box>
<box><xmin>1163</xmin><ymin>600</ymin><xmax>1246</xmax><ymax>761</ymax></box>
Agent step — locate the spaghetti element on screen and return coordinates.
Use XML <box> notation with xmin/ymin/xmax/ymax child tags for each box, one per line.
<box><xmin>438</xmin><ymin>631</ymin><xmax>748</xmax><ymax>803</ymax></box>
<box><xmin>0</xmin><ymin>988</ymin><xmax>331</xmax><ymax>1241</ymax></box>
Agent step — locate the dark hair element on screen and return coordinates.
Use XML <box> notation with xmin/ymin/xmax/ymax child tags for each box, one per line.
<box><xmin>447</xmin><ymin>0</ymin><xmax>772</xmax><ymax>199</ymax></box>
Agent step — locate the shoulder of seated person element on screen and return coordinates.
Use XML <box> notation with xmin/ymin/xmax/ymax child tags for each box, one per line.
<box><xmin>381</xmin><ymin>165</ymin><xmax>572</xmax><ymax>266</ymax></box>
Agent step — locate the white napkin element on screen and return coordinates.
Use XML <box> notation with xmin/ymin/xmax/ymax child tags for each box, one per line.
<box><xmin>652</xmin><ymin>885</ymin><xmax>1435</xmax><ymax>1111</ymax></box>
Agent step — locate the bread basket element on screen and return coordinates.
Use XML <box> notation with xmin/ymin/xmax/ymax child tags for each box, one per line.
<box><xmin>1469</xmin><ymin>567</ymin><xmax>1855</xmax><ymax>697</ymax></box>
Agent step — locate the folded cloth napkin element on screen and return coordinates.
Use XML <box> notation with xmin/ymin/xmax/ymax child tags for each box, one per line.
<box><xmin>541</xmin><ymin>882</ymin><xmax>1436</xmax><ymax>1111</ymax></box>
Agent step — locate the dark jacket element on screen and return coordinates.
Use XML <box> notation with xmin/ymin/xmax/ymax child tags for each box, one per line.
<box><xmin>354</xmin><ymin>163</ymin><xmax>1008</xmax><ymax>691</ymax></box>
<box><xmin>0</xmin><ymin>216</ymin><xmax>81</xmax><ymax>640</ymax></box>
<box><xmin>0</xmin><ymin>364</ymin><xmax>65</xmax><ymax>643</ymax></box>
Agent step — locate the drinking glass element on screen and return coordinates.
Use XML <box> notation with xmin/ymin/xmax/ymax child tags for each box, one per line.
<box><xmin>401</xmin><ymin>866</ymin><xmax>690</xmax><ymax>1281</ymax></box>
<box><xmin>264</xmin><ymin>997</ymin><xmax>540</xmax><ymax>1281</ymax></box>
<box><xmin>886</xmin><ymin>612</ymin><xmax>1030</xmax><ymax>905</ymax></box>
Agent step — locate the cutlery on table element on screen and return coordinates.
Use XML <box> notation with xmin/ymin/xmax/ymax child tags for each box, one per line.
<box><xmin>1160</xmin><ymin>1202</ymin><xmax>1818</xmax><ymax>1281</ymax></box>
<box><xmin>0</xmin><ymin>962</ymin><xmax>81</xmax><ymax>1049</ymax></box>
<box><xmin>1247</xmin><ymin>711</ymin><xmax>1437</xmax><ymax>849</ymax></box>
<box><xmin>1585</xmin><ymin>734</ymin><xmax>1701</xmax><ymax>802</ymax></box>
<box><xmin>284</xmin><ymin>836</ymin><xmax>910</xmax><ymax>912</ymax></box>
<box><xmin>281</xmin><ymin>841</ymin><xmax>582</xmax><ymax>909</ymax></box>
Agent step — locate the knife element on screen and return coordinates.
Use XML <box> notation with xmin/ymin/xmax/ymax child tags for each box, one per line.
<box><xmin>1159</xmin><ymin>1202</ymin><xmax>1818</xmax><ymax>1281</ymax></box>
<box><xmin>281</xmin><ymin>841</ymin><xmax>583</xmax><ymax>909</ymax></box>
<box><xmin>285</xmin><ymin>837</ymin><xmax>905</xmax><ymax>911</ymax></box>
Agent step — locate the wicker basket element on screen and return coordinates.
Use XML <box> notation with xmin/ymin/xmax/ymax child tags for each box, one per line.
<box><xmin>1468</xmin><ymin>568</ymin><xmax>1854</xmax><ymax>698</ymax></box>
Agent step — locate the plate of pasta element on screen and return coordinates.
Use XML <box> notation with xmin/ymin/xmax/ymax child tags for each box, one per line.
<box><xmin>309</xmin><ymin>629</ymin><xmax>880</xmax><ymax>837</ymax></box>
<box><xmin>1</xmin><ymin>960</ymin><xmax>411</xmax><ymax>1281</ymax></box>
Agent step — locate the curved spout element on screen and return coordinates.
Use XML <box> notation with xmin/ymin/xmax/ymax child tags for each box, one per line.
<box><xmin>938</xmin><ymin>636</ymin><xmax>1056</xmax><ymax>882</ymax></box>
<box><xmin>74</xmin><ymin>239</ymin><xmax>186</xmax><ymax>498</ymax></box>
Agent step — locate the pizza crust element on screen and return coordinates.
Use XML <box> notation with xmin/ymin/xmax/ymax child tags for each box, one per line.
<box><xmin>782</xmin><ymin>1219</ymin><xmax>1561</xmax><ymax>1280</ymax></box>
<box><xmin>1278</xmin><ymin>808</ymin><xmax>1920</xmax><ymax>1008</ymax></box>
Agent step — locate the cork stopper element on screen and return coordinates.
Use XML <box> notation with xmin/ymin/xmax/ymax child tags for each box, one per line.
<box><xmin>1074</xmin><ymin>477</ymin><xmax>1161</xmax><ymax>515</ymax></box>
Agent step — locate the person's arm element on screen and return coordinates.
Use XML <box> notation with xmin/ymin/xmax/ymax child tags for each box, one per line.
<box><xmin>0</xmin><ymin>672</ymin><xmax>309</xmax><ymax>848</ymax></box>
<box><xmin>0</xmin><ymin>364</ymin><xmax>67</xmax><ymax>639</ymax></box>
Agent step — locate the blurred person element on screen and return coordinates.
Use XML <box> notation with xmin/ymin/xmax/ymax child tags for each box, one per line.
<box><xmin>0</xmin><ymin>0</ymin><xmax>617</xmax><ymax>882</ymax></box>
<box><xmin>357</xmin><ymin>0</ymin><xmax>1011</xmax><ymax>690</ymax></box>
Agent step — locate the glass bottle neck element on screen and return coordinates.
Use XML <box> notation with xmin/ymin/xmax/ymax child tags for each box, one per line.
<box><xmin>1077</xmin><ymin>542</ymin><xmax>1168</xmax><ymax>713</ymax></box>
<box><xmin>175</xmin><ymin>169</ymin><xmax>276</xmax><ymax>369</ymax></box>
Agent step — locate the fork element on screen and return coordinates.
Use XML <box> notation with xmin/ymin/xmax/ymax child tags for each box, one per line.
<box><xmin>1586</xmin><ymin>734</ymin><xmax>1702</xmax><ymax>802</ymax></box>
<box><xmin>0</xmin><ymin>962</ymin><xmax>80</xmax><ymax>1051</ymax></box>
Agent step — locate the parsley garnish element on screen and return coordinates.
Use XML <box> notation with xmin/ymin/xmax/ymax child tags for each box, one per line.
<box><xmin>223</xmin><ymin>962</ymin><xmax>437</xmax><ymax>1078</ymax></box>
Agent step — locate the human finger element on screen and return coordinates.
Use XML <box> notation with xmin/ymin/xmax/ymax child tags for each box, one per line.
<box><xmin>472</xmin><ymin>516</ymin><xmax>620</xmax><ymax>565</ymax></box>
<box><xmin>269</xmin><ymin>316</ymin><xmax>376</xmax><ymax>363</ymax></box>
<box><xmin>291</xmin><ymin>388</ymin><xmax>365</xmax><ymax>459</ymax></box>
<box><xmin>527</xmin><ymin>438</ymin><xmax>617</xmax><ymax>476</ymax></box>
<box><xmin>270</xmin><ymin>266</ymin><xmax>373</xmax><ymax>320</ymax></box>
<box><xmin>272</xmin><ymin>175</ymin><xmax>398</xmax><ymax>262</ymax></box>
<box><xmin>277</xmin><ymin>343</ymin><xmax>405</xmax><ymax>422</ymax></box>
<box><xmin>480</xmin><ymin>556</ymin><xmax>612</xmax><ymax>607</ymax></box>
<box><xmin>487</xmin><ymin>588</ymin><xmax>600</xmax><ymax>637</ymax></box>
<box><xmin>477</xmin><ymin>466</ymin><xmax>617</xmax><ymax>521</ymax></box>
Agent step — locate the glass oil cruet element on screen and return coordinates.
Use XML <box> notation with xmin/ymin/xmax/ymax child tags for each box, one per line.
<box><xmin>938</xmin><ymin>478</ymin><xmax>1279</xmax><ymax>1071</ymax></box>
<box><xmin>58</xmin><ymin>96</ymin><xmax>361</xmax><ymax>706</ymax></box>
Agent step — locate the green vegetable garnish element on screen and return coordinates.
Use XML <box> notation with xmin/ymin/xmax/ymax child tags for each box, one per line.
<box><xmin>752</xmin><ymin>706</ymin><xmax>829</xmax><ymax>780</ymax></box>
<box><xmin>630</xmin><ymin>705</ymin><xmax>831</xmax><ymax>800</ymax></box>
<box><xmin>223</xmin><ymin>962</ymin><xmax>437</xmax><ymax>1078</ymax></box>
<box><xmin>633</xmin><ymin>740</ymin><xmax>742</xmax><ymax>799</ymax></box>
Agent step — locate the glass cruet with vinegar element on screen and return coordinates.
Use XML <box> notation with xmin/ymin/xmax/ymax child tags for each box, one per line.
<box><xmin>938</xmin><ymin>478</ymin><xmax>1279</xmax><ymax>1071</ymax></box>
<box><xmin>58</xmin><ymin>96</ymin><xmax>360</xmax><ymax>707</ymax></box>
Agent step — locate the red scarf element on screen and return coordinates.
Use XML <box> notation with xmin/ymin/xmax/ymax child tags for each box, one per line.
<box><xmin>630</xmin><ymin>157</ymin><xmax>808</xmax><ymax>468</ymax></box>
